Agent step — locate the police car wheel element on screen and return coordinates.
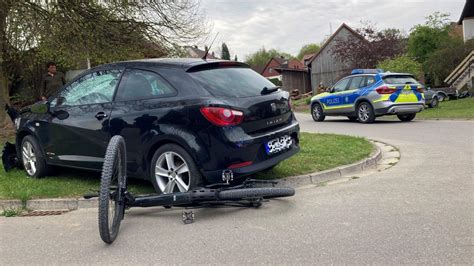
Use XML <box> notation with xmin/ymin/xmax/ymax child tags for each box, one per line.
<box><xmin>397</xmin><ymin>113</ymin><xmax>416</xmax><ymax>122</ymax></box>
<box><xmin>311</xmin><ymin>103</ymin><xmax>325</xmax><ymax>122</ymax></box>
<box><xmin>357</xmin><ymin>102</ymin><xmax>375</xmax><ymax>123</ymax></box>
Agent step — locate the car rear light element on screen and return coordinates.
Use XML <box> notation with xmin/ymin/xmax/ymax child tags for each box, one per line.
<box><xmin>416</xmin><ymin>87</ymin><xmax>424</xmax><ymax>93</ymax></box>
<box><xmin>200</xmin><ymin>107</ymin><xmax>244</xmax><ymax>126</ymax></box>
<box><xmin>228</xmin><ymin>161</ymin><xmax>253</xmax><ymax>169</ymax></box>
<box><xmin>376</xmin><ymin>86</ymin><xmax>397</xmax><ymax>94</ymax></box>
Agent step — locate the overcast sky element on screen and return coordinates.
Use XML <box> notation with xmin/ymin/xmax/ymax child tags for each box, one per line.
<box><xmin>199</xmin><ymin>0</ymin><xmax>466</xmax><ymax>60</ymax></box>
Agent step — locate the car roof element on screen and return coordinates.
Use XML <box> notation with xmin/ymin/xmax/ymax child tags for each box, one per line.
<box><xmin>97</xmin><ymin>58</ymin><xmax>250</xmax><ymax>71</ymax></box>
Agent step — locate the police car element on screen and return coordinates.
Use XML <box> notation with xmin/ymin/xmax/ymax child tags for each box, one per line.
<box><xmin>310</xmin><ymin>69</ymin><xmax>425</xmax><ymax>123</ymax></box>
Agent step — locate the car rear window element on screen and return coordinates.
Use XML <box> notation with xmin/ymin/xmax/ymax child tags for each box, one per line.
<box><xmin>188</xmin><ymin>67</ymin><xmax>276</xmax><ymax>97</ymax></box>
<box><xmin>383</xmin><ymin>75</ymin><xmax>419</xmax><ymax>85</ymax></box>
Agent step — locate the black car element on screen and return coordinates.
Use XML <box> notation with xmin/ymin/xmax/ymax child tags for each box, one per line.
<box><xmin>11</xmin><ymin>58</ymin><xmax>300</xmax><ymax>193</ymax></box>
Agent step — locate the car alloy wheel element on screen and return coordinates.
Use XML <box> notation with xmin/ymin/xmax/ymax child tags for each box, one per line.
<box><xmin>358</xmin><ymin>104</ymin><xmax>370</xmax><ymax>122</ymax></box>
<box><xmin>21</xmin><ymin>140</ymin><xmax>37</xmax><ymax>176</ymax></box>
<box><xmin>154</xmin><ymin>151</ymin><xmax>191</xmax><ymax>193</ymax></box>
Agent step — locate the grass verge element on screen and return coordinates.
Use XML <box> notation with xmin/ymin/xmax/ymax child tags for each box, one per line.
<box><xmin>416</xmin><ymin>97</ymin><xmax>474</xmax><ymax>120</ymax></box>
<box><xmin>0</xmin><ymin>132</ymin><xmax>373</xmax><ymax>199</ymax></box>
<box><xmin>255</xmin><ymin>132</ymin><xmax>373</xmax><ymax>179</ymax></box>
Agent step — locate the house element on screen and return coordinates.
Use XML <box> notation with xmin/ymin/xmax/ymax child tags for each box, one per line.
<box><xmin>306</xmin><ymin>23</ymin><xmax>365</xmax><ymax>93</ymax></box>
<box><xmin>459</xmin><ymin>0</ymin><xmax>474</xmax><ymax>42</ymax></box>
<box><xmin>302</xmin><ymin>53</ymin><xmax>316</xmax><ymax>67</ymax></box>
<box><xmin>184</xmin><ymin>46</ymin><xmax>217</xmax><ymax>59</ymax></box>
<box><xmin>275</xmin><ymin>67</ymin><xmax>311</xmax><ymax>95</ymax></box>
<box><xmin>260</xmin><ymin>57</ymin><xmax>304</xmax><ymax>81</ymax></box>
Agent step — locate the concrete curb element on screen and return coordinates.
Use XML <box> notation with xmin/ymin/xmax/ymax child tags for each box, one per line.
<box><xmin>0</xmin><ymin>142</ymin><xmax>383</xmax><ymax>212</ymax></box>
<box><xmin>276</xmin><ymin>141</ymin><xmax>382</xmax><ymax>188</ymax></box>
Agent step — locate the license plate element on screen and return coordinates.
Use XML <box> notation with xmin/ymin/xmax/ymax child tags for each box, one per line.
<box><xmin>265</xmin><ymin>135</ymin><xmax>292</xmax><ymax>155</ymax></box>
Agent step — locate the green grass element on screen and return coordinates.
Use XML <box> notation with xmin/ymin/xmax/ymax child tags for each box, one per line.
<box><xmin>0</xmin><ymin>161</ymin><xmax>155</xmax><ymax>200</ymax></box>
<box><xmin>255</xmin><ymin>132</ymin><xmax>373</xmax><ymax>179</ymax></box>
<box><xmin>417</xmin><ymin>98</ymin><xmax>474</xmax><ymax>120</ymax></box>
<box><xmin>0</xmin><ymin>132</ymin><xmax>373</xmax><ymax>199</ymax></box>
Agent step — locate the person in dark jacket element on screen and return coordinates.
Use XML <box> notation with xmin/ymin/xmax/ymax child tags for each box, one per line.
<box><xmin>40</xmin><ymin>62</ymin><xmax>66</xmax><ymax>100</ymax></box>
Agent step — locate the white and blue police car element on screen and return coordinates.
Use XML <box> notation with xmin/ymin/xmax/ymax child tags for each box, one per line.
<box><xmin>310</xmin><ymin>69</ymin><xmax>425</xmax><ymax>123</ymax></box>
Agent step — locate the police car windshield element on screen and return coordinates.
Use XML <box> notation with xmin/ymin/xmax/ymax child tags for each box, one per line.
<box><xmin>383</xmin><ymin>75</ymin><xmax>418</xmax><ymax>85</ymax></box>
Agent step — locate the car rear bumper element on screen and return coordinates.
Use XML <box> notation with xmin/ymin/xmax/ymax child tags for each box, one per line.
<box><xmin>200</xmin><ymin>119</ymin><xmax>300</xmax><ymax>183</ymax></box>
<box><xmin>374</xmin><ymin>103</ymin><xmax>424</xmax><ymax>116</ymax></box>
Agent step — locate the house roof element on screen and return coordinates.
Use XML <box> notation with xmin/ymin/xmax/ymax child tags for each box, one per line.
<box><xmin>185</xmin><ymin>46</ymin><xmax>217</xmax><ymax>59</ymax></box>
<box><xmin>306</xmin><ymin>23</ymin><xmax>366</xmax><ymax>66</ymax></box>
<box><xmin>303</xmin><ymin>53</ymin><xmax>316</xmax><ymax>61</ymax></box>
<box><xmin>259</xmin><ymin>57</ymin><xmax>288</xmax><ymax>74</ymax></box>
<box><xmin>459</xmin><ymin>0</ymin><xmax>474</xmax><ymax>25</ymax></box>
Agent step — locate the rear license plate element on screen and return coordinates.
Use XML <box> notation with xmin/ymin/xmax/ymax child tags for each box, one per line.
<box><xmin>265</xmin><ymin>135</ymin><xmax>292</xmax><ymax>155</ymax></box>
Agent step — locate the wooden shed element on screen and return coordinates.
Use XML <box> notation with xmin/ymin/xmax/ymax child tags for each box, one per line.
<box><xmin>306</xmin><ymin>24</ymin><xmax>365</xmax><ymax>93</ymax></box>
<box><xmin>276</xmin><ymin>68</ymin><xmax>311</xmax><ymax>95</ymax></box>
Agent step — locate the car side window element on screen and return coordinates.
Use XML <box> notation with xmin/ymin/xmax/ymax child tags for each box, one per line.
<box><xmin>332</xmin><ymin>78</ymin><xmax>351</xmax><ymax>92</ymax></box>
<box><xmin>115</xmin><ymin>69</ymin><xmax>177</xmax><ymax>101</ymax></box>
<box><xmin>51</xmin><ymin>69</ymin><xmax>122</xmax><ymax>107</ymax></box>
<box><xmin>364</xmin><ymin>76</ymin><xmax>376</xmax><ymax>87</ymax></box>
<box><xmin>348</xmin><ymin>76</ymin><xmax>365</xmax><ymax>90</ymax></box>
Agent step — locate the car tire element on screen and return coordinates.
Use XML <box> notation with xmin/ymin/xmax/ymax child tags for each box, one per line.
<box><xmin>311</xmin><ymin>103</ymin><xmax>325</xmax><ymax>122</ymax></box>
<box><xmin>397</xmin><ymin>113</ymin><xmax>416</xmax><ymax>122</ymax></box>
<box><xmin>437</xmin><ymin>93</ymin><xmax>446</xmax><ymax>102</ymax></box>
<box><xmin>150</xmin><ymin>144</ymin><xmax>202</xmax><ymax>194</ymax></box>
<box><xmin>428</xmin><ymin>96</ymin><xmax>439</xmax><ymax>108</ymax></box>
<box><xmin>347</xmin><ymin>116</ymin><xmax>358</xmax><ymax>122</ymax></box>
<box><xmin>357</xmin><ymin>102</ymin><xmax>375</xmax><ymax>123</ymax></box>
<box><xmin>20</xmin><ymin>135</ymin><xmax>50</xmax><ymax>178</ymax></box>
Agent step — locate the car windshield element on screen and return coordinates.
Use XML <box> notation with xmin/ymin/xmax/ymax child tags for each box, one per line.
<box><xmin>383</xmin><ymin>75</ymin><xmax>419</xmax><ymax>85</ymax></box>
<box><xmin>189</xmin><ymin>67</ymin><xmax>277</xmax><ymax>97</ymax></box>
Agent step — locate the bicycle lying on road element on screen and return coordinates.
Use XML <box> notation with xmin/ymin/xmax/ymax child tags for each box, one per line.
<box><xmin>87</xmin><ymin>135</ymin><xmax>296</xmax><ymax>244</ymax></box>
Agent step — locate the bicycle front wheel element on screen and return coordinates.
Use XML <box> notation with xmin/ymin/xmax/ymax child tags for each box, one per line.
<box><xmin>98</xmin><ymin>135</ymin><xmax>127</xmax><ymax>244</ymax></box>
<box><xmin>218</xmin><ymin>187</ymin><xmax>295</xmax><ymax>200</ymax></box>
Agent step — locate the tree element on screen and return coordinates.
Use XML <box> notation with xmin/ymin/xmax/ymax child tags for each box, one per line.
<box><xmin>332</xmin><ymin>23</ymin><xmax>406</xmax><ymax>69</ymax></box>
<box><xmin>297</xmin><ymin>43</ymin><xmax>320</xmax><ymax>60</ymax></box>
<box><xmin>407</xmin><ymin>12</ymin><xmax>451</xmax><ymax>63</ymax></box>
<box><xmin>0</xmin><ymin>1</ymin><xmax>207</xmax><ymax>128</ymax></box>
<box><xmin>425</xmin><ymin>39</ymin><xmax>474</xmax><ymax>86</ymax></box>
<box><xmin>245</xmin><ymin>47</ymin><xmax>294</xmax><ymax>69</ymax></box>
<box><xmin>221</xmin><ymin>43</ymin><xmax>230</xmax><ymax>60</ymax></box>
<box><xmin>377</xmin><ymin>55</ymin><xmax>423</xmax><ymax>78</ymax></box>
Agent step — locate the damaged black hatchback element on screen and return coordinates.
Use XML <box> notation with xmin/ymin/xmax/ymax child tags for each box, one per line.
<box><xmin>3</xmin><ymin>58</ymin><xmax>300</xmax><ymax>193</ymax></box>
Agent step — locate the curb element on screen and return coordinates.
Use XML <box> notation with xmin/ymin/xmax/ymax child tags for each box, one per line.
<box><xmin>0</xmin><ymin>142</ymin><xmax>383</xmax><ymax>212</ymax></box>
<box><xmin>276</xmin><ymin>141</ymin><xmax>382</xmax><ymax>188</ymax></box>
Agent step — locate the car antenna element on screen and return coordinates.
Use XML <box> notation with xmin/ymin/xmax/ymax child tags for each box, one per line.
<box><xmin>202</xmin><ymin>32</ymin><xmax>219</xmax><ymax>60</ymax></box>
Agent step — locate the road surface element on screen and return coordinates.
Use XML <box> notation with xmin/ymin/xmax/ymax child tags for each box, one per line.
<box><xmin>1</xmin><ymin>114</ymin><xmax>473</xmax><ymax>264</ymax></box>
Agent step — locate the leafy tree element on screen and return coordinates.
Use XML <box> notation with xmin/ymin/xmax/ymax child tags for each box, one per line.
<box><xmin>425</xmin><ymin>39</ymin><xmax>474</xmax><ymax>86</ymax></box>
<box><xmin>0</xmin><ymin>1</ymin><xmax>207</xmax><ymax>128</ymax></box>
<box><xmin>297</xmin><ymin>43</ymin><xmax>320</xmax><ymax>60</ymax></box>
<box><xmin>377</xmin><ymin>55</ymin><xmax>423</xmax><ymax>78</ymax></box>
<box><xmin>332</xmin><ymin>23</ymin><xmax>406</xmax><ymax>69</ymax></box>
<box><xmin>407</xmin><ymin>12</ymin><xmax>451</xmax><ymax>63</ymax></box>
<box><xmin>245</xmin><ymin>47</ymin><xmax>294</xmax><ymax>69</ymax></box>
<box><xmin>221</xmin><ymin>43</ymin><xmax>230</xmax><ymax>60</ymax></box>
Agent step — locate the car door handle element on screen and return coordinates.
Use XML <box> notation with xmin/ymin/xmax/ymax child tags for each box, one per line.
<box><xmin>95</xmin><ymin>112</ymin><xmax>108</xmax><ymax>120</ymax></box>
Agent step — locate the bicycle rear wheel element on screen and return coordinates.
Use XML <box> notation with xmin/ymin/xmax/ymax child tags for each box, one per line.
<box><xmin>218</xmin><ymin>187</ymin><xmax>295</xmax><ymax>200</ymax></box>
<box><xmin>98</xmin><ymin>135</ymin><xmax>127</xmax><ymax>244</ymax></box>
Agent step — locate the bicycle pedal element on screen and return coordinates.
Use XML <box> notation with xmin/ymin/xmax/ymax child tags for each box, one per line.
<box><xmin>182</xmin><ymin>211</ymin><xmax>194</xmax><ymax>224</ymax></box>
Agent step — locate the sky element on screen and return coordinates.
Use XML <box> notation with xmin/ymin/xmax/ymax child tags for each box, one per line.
<box><xmin>199</xmin><ymin>0</ymin><xmax>466</xmax><ymax>60</ymax></box>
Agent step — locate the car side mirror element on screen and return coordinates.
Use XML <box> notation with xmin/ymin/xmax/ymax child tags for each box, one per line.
<box><xmin>30</xmin><ymin>103</ymin><xmax>49</xmax><ymax>114</ymax></box>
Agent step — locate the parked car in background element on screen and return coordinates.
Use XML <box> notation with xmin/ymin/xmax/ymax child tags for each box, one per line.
<box><xmin>8</xmin><ymin>59</ymin><xmax>300</xmax><ymax>194</ymax></box>
<box><xmin>423</xmin><ymin>87</ymin><xmax>440</xmax><ymax>108</ymax></box>
<box><xmin>310</xmin><ymin>69</ymin><xmax>425</xmax><ymax>123</ymax></box>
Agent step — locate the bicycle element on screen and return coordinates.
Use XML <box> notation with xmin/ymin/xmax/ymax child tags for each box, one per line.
<box><xmin>90</xmin><ymin>135</ymin><xmax>296</xmax><ymax>244</ymax></box>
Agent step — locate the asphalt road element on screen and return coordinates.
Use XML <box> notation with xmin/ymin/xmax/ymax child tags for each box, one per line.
<box><xmin>1</xmin><ymin>114</ymin><xmax>473</xmax><ymax>264</ymax></box>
